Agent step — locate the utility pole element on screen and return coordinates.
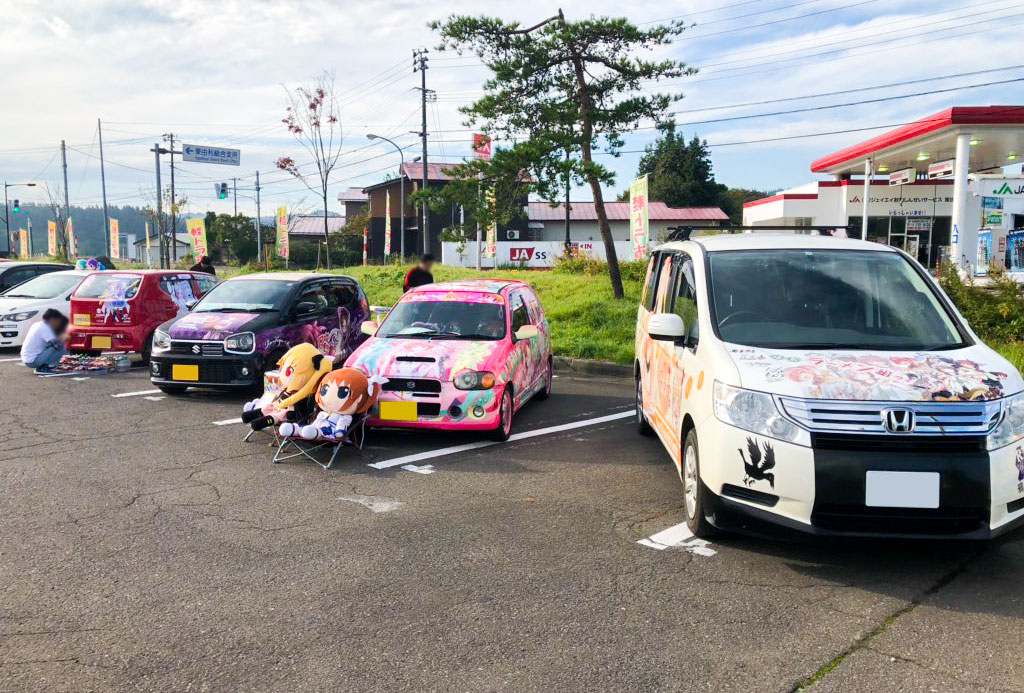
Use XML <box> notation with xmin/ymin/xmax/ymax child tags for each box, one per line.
<box><xmin>564</xmin><ymin>149</ymin><xmax>572</xmax><ymax>254</ymax></box>
<box><xmin>414</xmin><ymin>48</ymin><xmax>430</xmax><ymax>255</ymax></box>
<box><xmin>164</xmin><ymin>133</ymin><xmax>177</xmax><ymax>262</ymax></box>
<box><xmin>60</xmin><ymin>140</ymin><xmax>71</xmax><ymax>257</ymax></box>
<box><xmin>98</xmin><ymin>119</ymin><xmax>110</xmax><ymax>257</ymax></box>
<box><xmin>254</xmin><ymin>171</ymin><xmax>262</xmax><ymax>265</ymax></box>
<box><xmin>152</xmin><ymin>142</ymin><xmax>165</xmax><ymax>268</ymax></box>
<box><xmin>232</xmin><ymin>176</ymin><xmax>238</xmax><ymax>216</ymax></box>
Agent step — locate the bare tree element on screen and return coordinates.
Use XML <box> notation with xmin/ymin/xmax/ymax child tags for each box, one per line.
<box><xmin>276</xmin><ymin>71</ymin><xmax>343</xmax><ymax>270</ymax></box>
<box><xmin>41</xmin><ymin>183</ymin><xmax>70</xmax><ymax>259</ymax></box>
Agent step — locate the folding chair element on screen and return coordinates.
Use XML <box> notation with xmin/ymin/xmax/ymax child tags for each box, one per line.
<box><xmin>271</xmin><ymin>413</ymin><xmax>369</xmax><ymax>470</ymax></box>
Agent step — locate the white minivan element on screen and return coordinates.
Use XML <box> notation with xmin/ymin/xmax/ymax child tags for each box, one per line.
<box><xmin>634</xmin><ymin>233</ymin><xmax>1024</xmax><ymax>539</ymax></box>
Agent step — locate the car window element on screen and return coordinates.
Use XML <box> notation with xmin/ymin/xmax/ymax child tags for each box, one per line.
<box><xmin>325</xmin><ymin>282</ymin><xmax>359</xmax><ymax>311</ymax></box>
<box><xmin>1</xmin><ymin>267</ymin><xmax>36</xmax><ymax>290</ymax></box>
<box><xmin>75</xmin><ymin>273</ymin><xmax>142</xmax><ymax>300</ymax></box>
<box><xmin>0</xmin><ymin>272</ymin><xmax>81</xmax><ymax>299</ymax></box>
<box><xmin>641</xmin><ymin>252</ymin><xmax>661</xmax><ymax>311</ymax></box>
<box><xmin>293</xmin><ymin>284</ymin><xmax>330</xmax><ymax>317</ymax></box>
<box><xmin>510</xmin><ymin>291</ymin><xmax>530</xmax><ymax>332</ymax></box>
<box><xmin>670</xmin><ymin>254</ymin><xmax>699</xmax><ymax>343</ymax></box>
<box><xmin>522</xmin><ymin>288</ymin><xmax>543</xmax><ymax>323</ymax></box>
<box><xmin>653</xmin><ymin>254</ymin><xmax>674</xmax><ymax>313</ymax></box>
<box><xmin>160</xmin><ymin>276</ymin><xmax>198</xmax><ymax>312</ymax></box>
<box><xmin>195</xmin><ymin>275</ymin><xmax>218</xmax><ymax>296</ymax></box>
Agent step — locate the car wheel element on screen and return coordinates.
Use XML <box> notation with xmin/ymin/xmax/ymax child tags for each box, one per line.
<box><xmin>490</xmin><ymin>387</ymin><xmax>513</xmax><ymax>442</ymax></box>
<box><xmin>682</xmin><ymin>428</ymin><xmax>719</xmax><ymax>539</ymax></box>
<box><xmin>635</xmin><ymin>374</ymin><xmax>653</xmax><ymax>436</ymax></box>
<box><xmin>535</xmin><ymin>358</ymin><xmax>553</xmax><ymax>400</ymax></box>
<box><xmin>157</xmin><ymin>384</ymin><xmax>189</xmax><ymax>396</ymax></box>
<box><xmin>140</xmin><ymin>332</ymin><xmax>154</xmax><ymax>365</ymax></box>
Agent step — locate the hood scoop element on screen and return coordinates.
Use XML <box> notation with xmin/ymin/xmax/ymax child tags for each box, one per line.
<box><xmin>397</xmin><ymin>356</ymin><xmax>435</xmax><ymax>363</ymax></box>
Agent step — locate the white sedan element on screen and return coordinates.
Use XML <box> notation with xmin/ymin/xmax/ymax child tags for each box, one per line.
<box><xmin>0</xmin><ymin>270</ymin><xmax>90</xmax><ymax>348</ymax></box>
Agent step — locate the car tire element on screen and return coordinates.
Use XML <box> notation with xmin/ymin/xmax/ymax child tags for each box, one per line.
<box><xmin>490</xmin><ymin>387</ymin><xmax>513</xmax><ymax>442</ymax></box>
<box><xmin>140</xmin><ymin>332</ymin><xmax>154</xmax><ymax>365</ymax></box>
<box><xmin>157</xmin><ymin>384</ymin><xmax>189</xmax><ymax>396</ymax></box>
<box><xmin>682</xmin><ymin>428</ymin><xmax>719</xmax><ymax>540</ymax></box>
<box><xmin>635</xmin><ymin>374</ymin><xmax>653</xmax><ymax>436</ymax></box>
<box><xmin>535</xmin><ymin>358</ymin><xmax>553</xmax><ymax>400</ymax></box>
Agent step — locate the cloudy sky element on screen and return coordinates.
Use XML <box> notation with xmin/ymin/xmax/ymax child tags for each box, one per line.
<box><xmin>3</xmin><ymin>0</ymin><xmax>1024</xmax><ymax>218</ymax></box>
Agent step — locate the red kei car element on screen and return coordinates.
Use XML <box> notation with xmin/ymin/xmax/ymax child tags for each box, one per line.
<box><xmin>69</xmin><ymin>270</ymin><xmax>218</xmax><ymax>360</ymax></box>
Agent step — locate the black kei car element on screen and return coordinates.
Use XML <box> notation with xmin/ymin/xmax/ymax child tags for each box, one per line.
<box><xmin>149</xmin><ymin>272</ymin><xmax>369</xmax><ymax>394</ymax></box>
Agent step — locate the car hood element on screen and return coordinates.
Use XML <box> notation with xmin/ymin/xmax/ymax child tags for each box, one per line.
<box><xmin>725</xmin><ymin>344</ymin><xmax>1023</xmax><ymax>402</ymax></box>
<box><xmin>165</xmin><ymin>311</ymin><xmax>267</xmax><ymax>341</ymax></box>
<box><xmin>0</xmin><ymin>297</ymin><xmax>51</xmax><ymax>315</ymax></box>
<box><xmin>346</xmin><ymin>336</ymin><xmax>503</xmax><ymax>381</ymax></box>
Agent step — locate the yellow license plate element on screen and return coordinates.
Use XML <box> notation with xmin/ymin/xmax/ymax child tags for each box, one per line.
<box><xmin>379</xmin><ymin>401</ymin><xmax>417</xmax><ymax>422</ymax></box>
<box><xmin>172</xmin><ymin>364</ymin><xmax>199</xmax><ymax>381</ymax></box>
<box><xmin>91</xmin><ymin>336</ymin><xmax>112</xmax><ymax>349</ymax></box>
<box><xmin>73</xmin><ymin>314</ymin><xmax>91</xmax><ymax>326</ymax></box>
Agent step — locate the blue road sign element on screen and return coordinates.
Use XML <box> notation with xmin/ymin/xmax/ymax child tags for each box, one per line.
<box><xmin>182</xmin><ymin>144</ymin><xmax>241</xmax><ymax>166</ymax></box>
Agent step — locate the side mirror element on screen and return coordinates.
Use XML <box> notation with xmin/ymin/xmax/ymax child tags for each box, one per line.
<box><xmin>360</xmin><ymin>320</ymin><xmax>378</xmax><ymax>336</ymax></box>
<box><xmin>647</xmin><ymin>313</ymin><xmax>686</xmax><ymax>342</ymax></box>
<box><xmin>513</xmin><ymin>324</ymin><xmax>539</xmax><ymax>341</ymax></box>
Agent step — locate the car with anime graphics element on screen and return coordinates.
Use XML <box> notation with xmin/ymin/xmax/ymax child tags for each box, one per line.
<box><xmin>150</xmin><ymin>272</ymin><xmax>369</xmax><ymax>394</ymax></box>
<box><xmin>69</xmin><ymin>270</ymin><xmax>217</xmax><ymax>361</ymax></box>
<box><xmin>635</xmin><ymin>233</ymin><xmax>1024</xmax><ymax>540</ymax></box>
<box><xmin>346</xmin><ymin>279</ymin><xmax>552</xmax><ymax>440</ymax></box>
<box><xmin>0</xmin><ymin>269</ymin><xmax>88</xmax><ymax>348</ymax></box>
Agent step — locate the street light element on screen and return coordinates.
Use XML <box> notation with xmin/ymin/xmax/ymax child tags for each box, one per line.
<box><xmin>4</xmin><ymin>182</ymin><xmax>37</xmax><ymax>257</ymax></box>
<box><xmin>367</xmin><ymin>133</ymin><xmax>406</xmax><ymax>259</ymax></box>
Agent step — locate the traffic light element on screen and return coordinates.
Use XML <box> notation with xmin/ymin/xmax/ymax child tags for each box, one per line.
<box><xmin>11</xmin><ymin>200</ymin><xmax>19</xmax><ymax>213</ymax></box>
<box><xmin>217</xmin><ymin>182</ymin><xmax>229</xmax><ymax>199</ymax></box>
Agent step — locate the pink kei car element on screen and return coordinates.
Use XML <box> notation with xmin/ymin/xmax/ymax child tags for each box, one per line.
<box><xmin>344</xmin><ymin>279</ymin><xmax>552</xmax><ymax>440</ymax></box>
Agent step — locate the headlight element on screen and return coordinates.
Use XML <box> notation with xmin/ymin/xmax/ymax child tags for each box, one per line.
<box><xmin>2</xmin><ymin>310</ymin><xmax>38</xmax><ymax>322</ymax></box>
<box><xmin>224</xmin><ymin>332</ymin><xmax>255</xmax><ymax>354</ymax></box>
<box><xmin>987</xmin><ymin>392</ymin><xmax>1024</xmax><ymax>450</ymax></box>
<box><xmin>713</xmin><ymin>381</ymin><xmax>809</xmax><ymax>446</ymax></box>
<box><xmin>152</xmin><ymin>329</ymin><xmax>171</xmax><ymax>351</ymax></box>
<box><xmin>454</xmin><ymin>370</ymin><xmax>496</xmax><ymax>390</ymax></box>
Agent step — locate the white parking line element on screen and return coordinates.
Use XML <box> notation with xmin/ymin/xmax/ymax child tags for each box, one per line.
<box><xmin>0</xmin><ymin>357</ymin><xmax>22</xmax><ymax>363</ymax></box>
<box><xmin>401</xmin><ymin>464</ymin><xmax>436</xmax><ymax>474</ymax></box>
<box><xmin>368</xmin><ymin>409</ymin><xmax>633</xmax><ymax>470</ymax></box>
<box><xmin>144</xmin><ymin>396</ymin><xmax>165</xmax><ymax>401</ymax></box>
<box><xmin>111</xmin><ymin>389</ymin><xmax>161</xmax><ymax>398</ymax></box>
<box><xmin>213</xmin><ymin>417</ymin><xmax>243</xmax><ymax>426</ymax></box>
<box><xmin>638</xmin><ymin>521</ymin><xmax>717</xmax><ymax>556</ymax></box>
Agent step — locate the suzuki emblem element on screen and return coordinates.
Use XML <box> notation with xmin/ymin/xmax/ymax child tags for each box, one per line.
<box><xmin>406</xmin><ymin>380</ymin><xmax>417</xmax><ymax>390</ymax></box>
<box><xmin>191</xmin><ymin>344</ymin><xmax>201</xmax><ymax>355</ymax></box>
<box><xmin>882</xmin><ymin>408</ymin><xmax>916</xmax><ymax>434</ymax></box>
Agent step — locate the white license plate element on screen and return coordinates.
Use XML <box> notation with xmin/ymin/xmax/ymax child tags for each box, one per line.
<box><xmin>865</xmin><ymin>471</ymin><xmax>940</xmax><ymax>509</ymax></box>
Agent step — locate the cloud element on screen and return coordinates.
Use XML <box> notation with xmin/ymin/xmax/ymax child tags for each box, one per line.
<box><xmin>42</xmin><ymin>15</ymin><xmax>71</xmax><ymax>39</ymax></box>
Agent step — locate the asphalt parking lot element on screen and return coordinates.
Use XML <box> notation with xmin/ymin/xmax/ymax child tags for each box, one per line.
<box><xmin>1</xmin><ymin>357</ymin><xmax>1022</xmax><ymax>693</ymax></box>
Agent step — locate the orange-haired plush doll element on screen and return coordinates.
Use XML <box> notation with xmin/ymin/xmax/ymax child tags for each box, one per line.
<box><xmin>280</xmin><ymin>368</ymin><xmax>387</xmax><ymax>441</ymax></box>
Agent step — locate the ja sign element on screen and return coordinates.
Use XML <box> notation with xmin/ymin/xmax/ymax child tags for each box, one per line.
<box><xmin>183</xmin><ymin>144</ymin><xmax>241</xmax><ymax>166</ymax></box>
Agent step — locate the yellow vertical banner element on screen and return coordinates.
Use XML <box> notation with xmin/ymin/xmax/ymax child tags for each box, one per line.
<box><xmin>67</xmin><ymin>218</ymin><xmax>76</xmax><ymax>257</ymax></box>
<box><xmin>186</xmin><ymin>218</ymin><xmax>208</xmax><ymax>259</ymax></box>
<box><xmin>18</xmin><ymin>229</ymin><xmax>28</xmax><ymax>257</ymax></box>
<box><xmin>629</xmin><ymin>174</ymin><xmax>649</xmax><ymax>260</ymax></box>
<box><xmin>47</xmin><ymin>221</ymin><xmax>57</xmax><ymax>257</ymax></box>
<box><xmin>384</xmin><ymin>190</ymin><xmax>392</xmax><ymax>256</ymax></box>
<box><xmin>484</xmin><ymin>188</ymin><xmax>497</xmax><ymax>258</ymax></box>
<box><xmin>145</xmin><ymin>220</ymin><xmax>152</xmax><ymax>267</ymax></box>
<box><xmin>110</xmin><ymin>218</ymin><xmax>120</xmax><ymax>259</ymax></box>
<box><xmin>275</xmin><ymin>206</ymin><xmax>289</xmax><ymax>259</ymax></box>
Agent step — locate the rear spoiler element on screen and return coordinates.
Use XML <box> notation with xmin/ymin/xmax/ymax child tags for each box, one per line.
<box><xmin>665</xmin><ymin>225</ymin><xmax>853</xmax><ymax>242</ymax></box>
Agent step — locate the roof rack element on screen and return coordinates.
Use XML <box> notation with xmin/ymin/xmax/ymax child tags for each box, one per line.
<box><xmin>665</xmin><ymin>225</ymin><xmax>852</xmax><ymax>242</ymax></box>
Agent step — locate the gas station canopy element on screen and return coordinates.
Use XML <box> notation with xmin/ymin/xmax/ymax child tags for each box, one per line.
<box><xmin>811</xmin><ymin>106</ymin><xmax>1024</xmax><ymax>176</ymax></box>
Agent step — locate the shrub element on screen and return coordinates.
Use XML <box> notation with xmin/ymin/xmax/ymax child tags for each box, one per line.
<box><xmin>939</xmin><ymin>263</ymin><xmax>1024</xmax><ymax>343</ymax></box>
<box><xmin>552</xmin><ymin>255</ymin><xmax>647</xmax><ymax>282</ymax></box>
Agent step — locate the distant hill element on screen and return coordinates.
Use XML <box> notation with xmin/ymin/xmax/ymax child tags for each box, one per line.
<box><xmin>8</xmin><ymin>204</ymin><xmax>182</xmax><ymax>257</ymax></box>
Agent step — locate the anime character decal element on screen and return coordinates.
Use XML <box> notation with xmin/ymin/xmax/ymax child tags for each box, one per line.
<box><xmin>739</xmin><ymin>437</ymin><xmax>776</xmax><ymax>489</ymax></box>
<box><xmin>97</xmin><ymin>276</ymin><xmax>137</xmax><ymax>324</ymax></box>
<box><xmin>731</xmin><ymin>349</ymin><xmax>1011</xmax><ymax>402</ymax></box>
<box><xmin>1016</xmin><ymin>446</ymin><xmax>1024</xmax><ymax>494</ymax></box>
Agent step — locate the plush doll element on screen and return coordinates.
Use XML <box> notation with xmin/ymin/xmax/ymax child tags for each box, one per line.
<box><xmin>280</xmin><ymin>368</ymin><xmax>388</xmax><ymax>441</ymax></box>
<box><xmin>241</xmin><ymin>343</ymin><xmax>333</xmax><ymax>431</ymax></box>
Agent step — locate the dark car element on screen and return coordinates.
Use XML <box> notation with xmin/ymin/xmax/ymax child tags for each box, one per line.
<box><xmin>0</xmin><ymin>261</ymin><xmax>74</xmax><ymax>293</ymax></box>
<box><xmin>149</xmin><ymin>272</ymin><xmax>369</xmax><ymax>394</ymax></box>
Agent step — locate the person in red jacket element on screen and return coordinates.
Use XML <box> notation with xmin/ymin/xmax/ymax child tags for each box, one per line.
<box><xmin>403</xmin><ymin>254</ymin><xmax>435</xmax><ymax>292</ymax></box>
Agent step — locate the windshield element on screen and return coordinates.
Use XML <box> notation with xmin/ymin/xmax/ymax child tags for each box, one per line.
<box><xmin>75</xmin><ymin>274</ymin><xmax>142</xmax><ymax>300</ymax></box>
<box><xmin>708</xmin><ymin>249</ymin><xmax>966</xmax><ymax>350</ymax></box>
<box><xmin>1</xmin><ymin>273</ymin><xmax>81</xmax><ymax>299</ymax></box>
<box><xmin>378</xmin><ymin>300</ymin><xmax>506</xmax><ymax>340</ymax></box>
<box><xmin>193</xmin><ymin>279</ymin><xmax>293</xmax><ymax>312</ymax></box>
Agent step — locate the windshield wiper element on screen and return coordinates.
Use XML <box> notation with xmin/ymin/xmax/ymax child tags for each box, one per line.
<box><xmin>750</xmin><ymin>342</ymin><xmax>879</xmax><ymax>350</ymax></box>
<box><xmin>198</xmin><ymin>306</ymin><xmax>274</xmax><ymax>313</ymax></box>
<box><xmin>2</xmin><ymin>294</ymin><xmax>34</xmax><ymax>298</ymax></box>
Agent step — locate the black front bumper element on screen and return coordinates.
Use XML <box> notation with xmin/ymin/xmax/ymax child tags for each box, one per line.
<box><xmin>705</xmin><ymin>435</ymin><xmax>1023</xmax><ymax>541</ymax></box>
<box><xmin>150</xmin><ymin>352</ymin><xmax>261</xmax><ymax>389</ymax></box>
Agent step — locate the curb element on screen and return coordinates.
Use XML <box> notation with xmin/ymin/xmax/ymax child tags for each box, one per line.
<box><xmin>553</xmin><ymin>356</ymin><xmax>632</xmax><ymax>378</ymax></box>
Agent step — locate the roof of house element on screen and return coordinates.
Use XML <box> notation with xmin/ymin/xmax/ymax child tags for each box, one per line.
<box><xmin>528</xmin><ymin>201</ymin><xmax>729</xmax><ymax>222</ymax></box>
<box><xmin>288</xmin><ymin>215</ymin><xmax>346</xmax><ymax>236</ymax></box>
<box><xmin>133</xmin><ymin>232</ymin><xmax>192</xmax><ymax>246</ymax></box>
<box><xmin>337</xmin><ymin>187</ymin><xmax>368</xmax><ymax>203</ymax></box>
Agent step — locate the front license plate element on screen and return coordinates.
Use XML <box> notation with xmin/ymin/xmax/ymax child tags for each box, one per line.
<box><xmin>379</xmin><ymin>401</ymin><xmax>417</xmax><ymax>422</ymax></box>
<box><xmin>171</xmin><ymin>364</ymin><xmax>199</xmax><ymax>381</ymax></box>
<box><xmin>865</xmin><ymin>471</ymin><xmax>940</xmax><ymax>509</ymax></box>
<box><xmin>73</xmin><ymin>314</ymin><xmax>91</xmax><ymax>326</ymax></box>
<box><xmin>91</xmin><ymin>335</ymin><xmax>112</xmax><ymax>349</ymax></box>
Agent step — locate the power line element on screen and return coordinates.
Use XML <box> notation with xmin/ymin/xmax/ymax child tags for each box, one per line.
<box><xmin>640</xmin><ymin>0</ymin><xmax>772</xmax><ymax>23</ymax></box>
<box><xmin>678</xmin><ymin>0</ymin><xmax>882</xmax><ymax>40</ymax></box>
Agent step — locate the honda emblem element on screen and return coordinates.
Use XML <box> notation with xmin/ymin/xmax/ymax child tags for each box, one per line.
<box><xmin>882</xmin><ymin>408</ymin><xmax>916</xmax><ymax>434</ymax></box>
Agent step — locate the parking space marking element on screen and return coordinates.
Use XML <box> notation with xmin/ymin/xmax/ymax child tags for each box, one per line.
<box><xmin>112</xmin><ymin>389</ymin><xmax>161</xmax><ymax>398</ymax></box>
<box><xmin>369</xmin><ymin>409</ymin><xmax>633</xmax><ymax>470</ymax></box>
<box><xmin>401</xmin><ymin>464</ymin><xmax>436</xmax><ymax>474</ymax></box>
<box><xmin>0</xmin><ymin>357</ymin><xmax>22</xmax><ymax>363</ymax></box>
<box><xmin>213</xmin><ymin>417</ymin><xmax>244</xmax><ymax>426</ymax></box>
<box><xmin>144</xmin><ymin>396</ymin><xmax>165</xmax><ymax>401</ymax></box>
<box><xmin>638</xmin><ymin>521</ymin><xmax>717</xmax><ymax>556</ymax></box>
